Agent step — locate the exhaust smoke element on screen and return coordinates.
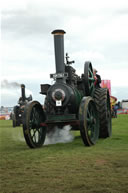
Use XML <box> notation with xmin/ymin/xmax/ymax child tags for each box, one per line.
<box><xmin>1</xmin><ymin>79</ymin><xmax>21</xmax><ymax>88</ymax></box>
<box><xmin>1</xmin><ymin>79</ymin><xmax>33</xmax><ymax>106</ymax></box>
<box><xmin>44</xmin><ymin>125</ymin><xmax>74</xmax><ymax>145</ymax></box>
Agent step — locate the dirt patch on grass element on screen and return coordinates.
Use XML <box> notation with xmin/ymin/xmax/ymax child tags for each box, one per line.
<box><xmin>95</xmin><ymin>159</ymin><xmax>107</xmax><ymax>166</ymax></box>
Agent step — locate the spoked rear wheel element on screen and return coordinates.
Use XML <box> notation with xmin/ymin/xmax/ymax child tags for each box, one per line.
<box><xmin>84</xmin><ymin>61</ymin><xmax>95</xmax><ymax>96</ymax></box>
<box><xmin>79</xmin><ymin>97</ymin><xmax>99</xmax><ymax>146</ymax></box>
<box><xmin>23</xmin><ymin>101</ymin><xmax>47</xmax><ymax>148</ymax></box>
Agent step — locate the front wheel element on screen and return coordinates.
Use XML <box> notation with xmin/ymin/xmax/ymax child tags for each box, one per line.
<box><xmin>79</xmin><ymin>97</ymin><xmax>99</xmax><ymax>146</ymax></box>
<box><xmin>12</xmin><ymin>113</ymin><xmax>16</xmax><ymax>127</ymax></box>
<box><xmin>12</xmin><ymin>106</ymin><xmax>20</xmax><ymax>127</ymax></box>
<box><xmin>23</xmin><ymin>101</ymin><xmax>47</xmax><ymax>148</ymax></box>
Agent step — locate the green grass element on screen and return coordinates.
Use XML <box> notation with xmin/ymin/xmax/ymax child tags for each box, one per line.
<box><xmin>0</xmin><ymin>115</ymin><xmax>128</xmax><ymax>193</ymax></box>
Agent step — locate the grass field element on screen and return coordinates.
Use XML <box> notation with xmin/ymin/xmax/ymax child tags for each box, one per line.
<box><xmin>0</xmin><ymin>115</ymin><xmax>128</xmax><ymax>193</ymax></box>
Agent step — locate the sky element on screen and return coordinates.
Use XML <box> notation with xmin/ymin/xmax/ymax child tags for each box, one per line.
<box><xmin>1</xmin><ymin>0</ymin><xmax>128</xmax><ymax>107</ymax></box>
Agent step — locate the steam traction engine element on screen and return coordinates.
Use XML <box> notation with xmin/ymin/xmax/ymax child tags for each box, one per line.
<box><xmin>12</xmin><ymin>84</ymin><xmax>32</xmax><ymax>127</ymax></box>
<box><xmin>23</xmin><ymin>30</ymin><xmax>112</xmax><ymax>148</ymax></box>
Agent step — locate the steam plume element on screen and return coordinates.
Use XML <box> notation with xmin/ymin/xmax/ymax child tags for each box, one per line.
<box><xmin>12</xmin><ymin>125</ymin><xmax>74</xmax><ymax>145</ymax></box>
<box><xmin>44</xmin><ymin>125</ymin><xmax>74</xmax><ymax>145</ymax></box>
<box><xmin>1</xmin><ymin>79</ymin><xmax>21</xmax><ymax>88</ymax></box>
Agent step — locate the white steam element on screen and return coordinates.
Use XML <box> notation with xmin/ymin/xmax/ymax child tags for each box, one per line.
<box><xmin>12</xmin><ymin>125</ymin><xmax>74</xmax><ymax>145</ymax></box>
<box><xmin>44</xmin><ymin>125</ymin><xmax>74</xmax><ymax>145</ymax></box>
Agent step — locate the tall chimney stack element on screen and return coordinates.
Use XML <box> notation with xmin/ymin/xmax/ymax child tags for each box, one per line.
<box><xmin>21</xmin><ymin>84</ymin><xmax>25</xmax><ymax>102</ymax></box>
<box><xmin>51</xmin><ymin>29</ymin><xmax>66</xmax><ymax>75</ymax></box>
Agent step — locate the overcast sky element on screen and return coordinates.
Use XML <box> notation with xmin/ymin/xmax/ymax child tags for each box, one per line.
<box><xmin>1</xmin><ymin>0</ymin><xmax>128</xmax><ymax>107</ymax></box>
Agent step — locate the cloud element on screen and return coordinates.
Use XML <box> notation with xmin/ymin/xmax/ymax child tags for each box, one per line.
<box><xmin>116</xmin><ymin>8</ymin><xmax>128</xmax><ymax>15</ymax></box>
<box><xmin>99</xmin><ymin>68</ymin><xmax>128</xmax><ymax>87</ymax></box>
<box><xmin>112</xmin><ymin>86</ymin><xmax>128</xmax><ymax>101</ymax></box>
<box><xmin>1</xmin><ymin>0</ymin><xmax>27</xmax><ymax>10</ymax></box>
<box><xmin>1</xmin><ymin>0</ymin><xmax>128</xmax><ymax>106</ymax></box>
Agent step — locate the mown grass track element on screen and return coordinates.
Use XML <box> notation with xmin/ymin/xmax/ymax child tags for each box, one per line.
<box><xmin>0</xmin><ymin>115</ymin><xmax>128</xmax><ymax>193</ymax></box>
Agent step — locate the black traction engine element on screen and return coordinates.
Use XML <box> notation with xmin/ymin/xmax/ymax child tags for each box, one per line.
<box><xmin>12</xmin><ymin>84</ymin><xmax>32</xmax><ymax>127</ymax></box>
<box><xmin>22</xmin><ymin>29</ymin><xmax>112</xmax><ymax>148</ymax></box>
